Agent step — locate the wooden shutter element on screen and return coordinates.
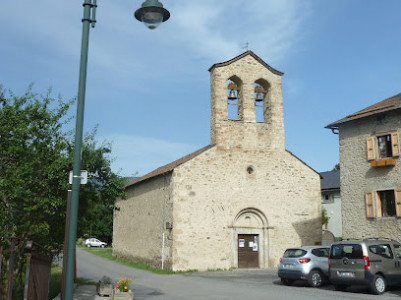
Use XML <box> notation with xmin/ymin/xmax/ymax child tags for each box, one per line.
<box><xmin>395</xmin><ymin>190</ymin><xmax>401</xmax><ymax>217</ymax></box>
<box><xmin>366</xmin><ymin>137</ymin><xmax>376</xmax><ymax>161</ymax></box>
<box><xmin>365</xmin><ymin>192</ymin><xmax>375</xmax><ymax>218</ymax></box>
<box><xmin>391</xmin><ymin>132</ymin><xmax>400</xmax><ymax>157</ymax></box>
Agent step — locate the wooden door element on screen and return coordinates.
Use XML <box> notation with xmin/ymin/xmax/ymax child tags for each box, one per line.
<box><xmin>238</xmin><ymin>234</ymin><xmax>259</xmax><ymax>268</ymax></box>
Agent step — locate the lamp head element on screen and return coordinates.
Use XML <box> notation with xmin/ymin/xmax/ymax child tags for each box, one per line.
<box><xmin>135</xmin><ymin>0</ymin><xmax>170</xmax><ymax>30</ymax></box>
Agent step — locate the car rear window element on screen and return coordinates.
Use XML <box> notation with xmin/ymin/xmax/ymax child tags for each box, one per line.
<box><xmin>283</xmin><ymin>249</ymin><xmax>307</xmax><ymax>258</ymax></box>
<box><xmin>330</xmin><ymin>244</ymin><xmax>363</xmax><ymax>259</ymax></box>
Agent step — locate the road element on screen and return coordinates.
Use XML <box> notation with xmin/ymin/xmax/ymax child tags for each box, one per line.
<box><xmin>76</xmin><ymin>247</ymin><xmax>401</xmax><ymax>300</ymax></box>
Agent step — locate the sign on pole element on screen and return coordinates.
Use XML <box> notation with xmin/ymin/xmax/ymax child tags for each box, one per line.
<box><xmin>69</xmin><ymin>170</ymin><xmax>88</xmax><ymax>185</ymax></box>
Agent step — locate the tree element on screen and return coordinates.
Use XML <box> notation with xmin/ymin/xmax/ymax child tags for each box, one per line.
<box><xmin>0</xmin><ymin>85</ymin><xmax>125</xmax><ymax>297</ymax></box>
<box><xmin>332</xmin><ymin>163</ymin><xmax>340</xmax><ymax>171</ymax></box>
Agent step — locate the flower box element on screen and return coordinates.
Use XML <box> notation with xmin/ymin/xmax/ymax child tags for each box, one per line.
<box><xmin>370</xmin><ymin>159</ymin><xmax>396</xmax><ymax>168</ymax></box>
<box><xmin>112</xmin><ymin>289</ymin><xmax>134</xmax><ymax>300</ymax></box>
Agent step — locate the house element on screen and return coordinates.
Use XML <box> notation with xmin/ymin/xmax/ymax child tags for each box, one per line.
<box><xmin>113</xmin><ymin>51</ymin><xmax>322</xmax><ymax>271</ymax></box>
<box><xmin>326</xmin><ymin>93</ymin><xmax>401</xmax><ymax>240</ymax></box>
<box><xmin>320</xmin><ymin>170</ymin><xmax>342</xmax><ymax>237</ymax></box>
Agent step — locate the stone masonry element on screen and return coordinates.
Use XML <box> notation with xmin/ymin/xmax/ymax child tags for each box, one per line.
<box><xmin>113</xmin><ymin>51</ymin><xmax>322</xmax><ymax>271</ymax></box>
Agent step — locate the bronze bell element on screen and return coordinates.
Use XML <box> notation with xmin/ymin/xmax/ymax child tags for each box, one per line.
<box><xmin>228</xmin><ymin>89</ymin><xmax>237</xmax><ymax>100</ymax></box>
<box><xmin>255</xmin><ymin>92</ymin><xmax>264</xmax><ymax>102</ymax></box>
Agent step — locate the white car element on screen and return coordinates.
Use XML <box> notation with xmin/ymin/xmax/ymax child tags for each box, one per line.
<box><xmin>84</xmin><ymin>238</ymin><xmax>107</xmax><ymax>248</ymax></box>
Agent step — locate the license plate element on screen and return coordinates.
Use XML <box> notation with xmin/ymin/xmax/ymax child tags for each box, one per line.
<box><xmin>337</xmin><ymin>271</ymin><xmax>355</xmax><ymax>278</ymax></box>
<box><xmin>283</xmin><ymin>264</ymin><xmax>294</xmax><ymax>269</ymax></box>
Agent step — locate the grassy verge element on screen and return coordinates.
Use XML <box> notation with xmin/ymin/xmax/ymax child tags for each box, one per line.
<box><xmin>81</xmin><ymin>247</ymin><xmax>197</xmax><ymax>274</ymax></box>
<box><xmin>48</xmin><ymin>264</ymin><xmax>96</xmax><ymax>300</ymax></box>
<box><xmin>48</xmin><ymin>264</ymin><xmax>63</xmax><ymax>300</ymax></box>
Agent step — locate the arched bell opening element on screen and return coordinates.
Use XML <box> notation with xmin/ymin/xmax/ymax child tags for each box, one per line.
<box><xmin>227</xmin><ymin>76</ymin><xmax>243</xmax><ymax>121</ymax></box>
<box><xmin>254</xmin><ymin>79</ymin><xmax>270</xmax><ymax>123</ymax></box>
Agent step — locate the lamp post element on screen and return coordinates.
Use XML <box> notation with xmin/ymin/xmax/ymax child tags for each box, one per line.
<box><xmin>64</xmin><ymin>1</ymin><xmax>170</xmax><ymax>299</ymax></box>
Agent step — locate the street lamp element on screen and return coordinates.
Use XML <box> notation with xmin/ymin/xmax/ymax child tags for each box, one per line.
<box><xmin>64</xmin><ymin>1</ymin><xmax>170</xmax><ymax>299</ymax></box>
<box><xmin>135</xmin><ymin>0</ymin><xmax>170</xmax><ymax>30</ymax></box>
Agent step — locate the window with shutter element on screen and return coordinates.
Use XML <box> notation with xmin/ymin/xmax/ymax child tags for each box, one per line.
<box><xmin>366</xmin><ymin>137</ymin><xmax>376</xmax><ymax>161</ymax></box>
<box><xmin>365</xmin><ymin>192</ymin><xmax>375</xmax><ymax>218</ymax></box>
<box><xmin>391</xmin><ymin>132</ymin><xmax>400</xmax><ymax>157</ymax></box>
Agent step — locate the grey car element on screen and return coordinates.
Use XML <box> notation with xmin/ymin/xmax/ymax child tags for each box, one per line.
<box><xmin>329</xmin><ymin>238</ymin><xmax>401</xmax><ymax>295</ymax></box>
<box><xmin>278</xmin><ymin>246</ymin><xmax>330</xmax><ymax>287</ymax></box>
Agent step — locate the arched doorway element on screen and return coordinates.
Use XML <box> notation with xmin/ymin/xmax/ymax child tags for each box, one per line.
<box><xmin>233</xmin><ymin>208</ymin><xmax>269</xmax><ymax>268</ymax></box>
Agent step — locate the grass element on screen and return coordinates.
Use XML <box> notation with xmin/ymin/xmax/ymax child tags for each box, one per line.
<box><xmin>48</xmin><ymin>263</ymin><xmax>96</xmax><ymax>300</ymax></box>
<box><xmin>81</xmin><ymin>247</ymin><xmax>198</xmax><ymax>275</ymax></box>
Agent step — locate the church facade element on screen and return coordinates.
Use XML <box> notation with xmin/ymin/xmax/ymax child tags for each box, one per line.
<box><xmin>113</xmin><ymin>51</ymin><xmax>322</xmax><ymax>271</ymax></box>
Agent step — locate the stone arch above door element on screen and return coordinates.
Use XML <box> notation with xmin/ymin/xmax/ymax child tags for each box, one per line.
<box><xmin>233</xmin><ymin>208</ymin><xmax>268</xmax><ymax>229</ymax></box>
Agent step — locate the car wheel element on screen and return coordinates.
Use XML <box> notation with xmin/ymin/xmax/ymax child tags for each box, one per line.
<box><xmin>307</xmin><ymin>270</ymin><xmax>323</xmax><ymax>288</ymax></box>
<box><xmin>370</xmin><ymin>274</ymin><xmax>386</xmax><ymax>295</ymax></box>
<box><xmin>333</xmin><ymin>284</ymin><xmax>347</xmax><ymax>291</ymax></box>
<box><xmin>87</xmin><ymin>244</ymin><xmax>91</xmax><ymax>248</ymax></box>
<box><xmin>280</xmin><ymin>278</ymin><xmax>293</xmax><ymax>286</ymax></box>
<box><xmin>101</xmin><ymin>244</ymin><xmax>105</xmax><ymax>248</ymax></box>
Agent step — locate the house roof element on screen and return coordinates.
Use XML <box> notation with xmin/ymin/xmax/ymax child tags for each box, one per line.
<box><xmin>125</xmin><ymin>144</ymin><xmax>215</xmax><ymax>188</ymax></box>
<box><xmin>208</xmin><ymin>50</ymin><xmax>284</xmax><ymax>76</ymax></box>
<box><xmin>326</xmin><ymin>92</ymin><xmax>401</xmax><ymax>129</ymax></box>
<box><xmin>320</xmin><ymin>170</ymin><xmax>340</xmax><ymax>190</ymax></box>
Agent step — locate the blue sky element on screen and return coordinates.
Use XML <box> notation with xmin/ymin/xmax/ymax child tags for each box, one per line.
<box><xmin>1</xmin><ymin>0</ymin><xmax>400</xmax><ymax>177</ymax></box>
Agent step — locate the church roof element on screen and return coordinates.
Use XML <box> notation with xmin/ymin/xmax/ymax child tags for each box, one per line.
<box><xmin>208</xmin><ymin>50</ymin><xmax>284</xmax><ymax>76</ymax></box>
<box><xmin>326</xmin><ymin>92</ymin><xmax>401</xmax><ymax>129</ymax></box>
<box><xmin>125</xmin><ymin>144</ymin><xmax>215</xmax><ymax>188</ymax></box>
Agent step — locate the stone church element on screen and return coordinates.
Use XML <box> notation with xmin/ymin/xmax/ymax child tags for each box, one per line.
<box><xmin>113</xmin><ymin>51</ymin><xmax>321</xmax><ymax>271</ymax></box>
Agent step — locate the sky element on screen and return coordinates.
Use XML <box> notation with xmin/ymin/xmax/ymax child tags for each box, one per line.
<box><xmin>1</xmin><ymin>0</ymin><xmax>401</xmax><ymax>178</ymax></box>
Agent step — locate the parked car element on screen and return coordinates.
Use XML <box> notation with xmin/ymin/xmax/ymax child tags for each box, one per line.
<box><xmin>329</xmin><ymin>238</ymin><xmax>401</xmax><ymax>295</ymax></box>
<box><xmin>84</xmin><ymin>238</ymin><xmax>107</xmax><ymax>248</ymax></box>
<box><xmin>278</xmin><ymin>245</ymin><xmax>330</xmax><ymax>287</ymax></box>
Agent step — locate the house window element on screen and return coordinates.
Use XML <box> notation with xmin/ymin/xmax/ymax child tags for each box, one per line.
<box><xmin>378</xmin><ymin>135</ymin><xmax>393</xmax><ymax>158</ymax></box>
<box><xmin>365</xmin><ymin>190</ymin><xmax>401</xmax><ymax>218</ymax></box>
<box><xmin>378</xmin><ymin>190</ymin><xmax>396</xmax><ymax>217</ymax></box>
<box><xmin>367</xmin><ymin>132</ymin><xmax>400</xmax><ymax>160</ymax></box>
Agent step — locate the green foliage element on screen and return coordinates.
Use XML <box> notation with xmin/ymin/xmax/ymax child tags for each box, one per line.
<box><xmin>332</xmin><ymin>163</ymin><xmax>340</xmax><ymax>171</ymax></box>
<box><xmin>322</xmin><ymin>208</ymin><xmax>330</xmax><ymax>226</ymax></box>
<box><xmin>0</xmin><ymin>85</ymin><xmax>126</xmax><ymax>297</ymax></box>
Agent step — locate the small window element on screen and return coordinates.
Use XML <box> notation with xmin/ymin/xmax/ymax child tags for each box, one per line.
<box><xmin>312</xmin><ymin>248</ymin><xmax>330</xmax><ymax>257</ymax></box>
<box><xmin>367</xmin><ymin>132</ymin><xmax>400</xmax><ymax>160</ymax></box>
<box><xmin>283</xmin><ymin>249</ymin><xmax>307</xmax><ymax>258</ymax></box>
<box><xmin>394</xmin><ymin>244</ymin><xmax>401</xmax><ymax>259</ymax></box>
<box><xmin>366</xmin><ymin>190</ymin><xmax>401</xmax><ymax>218</ymax></box>
<box><xmin>378</xmin><ymin>134</ymin><xmax>393</xmax><ymax>158</ymax></box>
<box><xmin>377</xmin><ymin>190</ymin><xmax>396</xmax><ymax>217</ymax></box>
<box><xmin>368</xmin><ymin>244</ymin><xmax>393</xmax><ymax>259</ymax></box>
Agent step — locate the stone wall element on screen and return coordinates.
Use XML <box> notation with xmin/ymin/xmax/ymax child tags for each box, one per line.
<box><xmin>339</xmin><ymin>110</ymin><xmax>401</xmax><ymax>240</ymax></box>
<box><xmin>171</xmin><ymin>146</ymin><xmax>321</xmax><ymax>271</ymax></box>
<box><xmin>113</xmin><ymin>175</ymin><xmax>174</xmax><ymax>269</ymax></box>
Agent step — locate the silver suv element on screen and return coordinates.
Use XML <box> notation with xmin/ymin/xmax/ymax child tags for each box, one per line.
<box><xmin>278</xmin><ymin>246</ymin><xmax>330</xmax><ymax>287</ymax></box>
<box><xmin>329</xmin><ymin>238</ymin><xmax>401</xmax><ymax>295</ymax></box>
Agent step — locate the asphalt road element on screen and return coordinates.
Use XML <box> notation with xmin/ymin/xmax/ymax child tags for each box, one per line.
<box><xmin>76</xmin><ymin>247</ymin><xmax>401</xmax><ymax>300</ymax></box>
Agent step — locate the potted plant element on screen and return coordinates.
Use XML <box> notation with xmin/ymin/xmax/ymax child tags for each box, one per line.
<box><xmin>112</xmin><ymin>278</ymin><xmax>134</xmax><ymax>300</ymax></box>
<box><xmin>96</xmin><ymin>276</ymin><xmax>113</xmax><ymax>297</ymax></box>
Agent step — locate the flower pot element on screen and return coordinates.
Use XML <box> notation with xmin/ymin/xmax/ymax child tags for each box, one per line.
<box><xmin>96</xmin><ymin>282</ymin><xmax>113</xmax><ymax>297</ymax></box>
<box><xmin>112</xmin><ymin>289</ymin><xmax>134</xmax><ymax>300</ymax></box>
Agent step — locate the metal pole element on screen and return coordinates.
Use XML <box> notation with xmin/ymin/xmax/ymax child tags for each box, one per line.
<box><xmin>64</xmin><ymin>1</ymin><xmax>94</xmax><ymax>299</ymax></box>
